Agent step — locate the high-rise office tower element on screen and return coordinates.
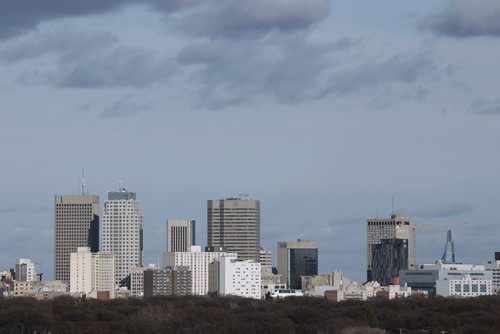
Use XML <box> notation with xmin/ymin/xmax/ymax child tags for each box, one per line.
<box><xmin>366</xmin><ymin>214</ymin><xmax>410</xmax><ymax>281</ymax></box>
<box><xmin>102</xmin><ymin>188</ymin><xmax>144</xmax><ymax>286</ymax></box>
<box><xmin>207</xmin><ymin>197</ymin><xmax>260</xmax><ymax>261</ymax></box>
<box><xmin>441</xmin><ymin>230</ymin><xmax>456</xmax><ymax>264</ymax></box>
<box><xmin>166</xmin><ymin>219</ymin><xmax>196</xmax><ymax>252</ymax></box>
<box><xmin>277</xmin><ymin>239</ymin><xmax>318</xmax><ymax>290</ymax></box>
<box><xmin>372</xmin><ymin>238</ymin><xmax>409</xmax><ymax>286</ymax></box>
<box><xmin>54</xmin><ymin>194</ymin><xmax>99</xmax><ymax>285</ymax></box>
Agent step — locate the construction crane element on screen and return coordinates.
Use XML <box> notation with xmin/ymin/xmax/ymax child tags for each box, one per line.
<box><xmin>411</xmin><ymin>221</ymin><xmax>467</xmax><ymax>269</ymax></box>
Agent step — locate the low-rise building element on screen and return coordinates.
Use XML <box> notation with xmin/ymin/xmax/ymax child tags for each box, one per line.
<box><xmin>143</xmin><ymin>266</ymin><xmax>192</xmax><ymax>298</ymax></box>
<box><xmin>70</xmin><ymin>247</ymin><xmax>116</xmax><ymax>300</ymax></box>
<box><xmin>436</xmin><ymin>274</ymin><xmax>492</xmax><ymax>297</ymax></box>
<box><xmin>130</xmin><ymin>266</ymin><xmax>145</xmax><ymax>298</ymax></box>
<box><xmin>400</xmin><ymin>261</ymin><xmax>492</xmax><ymax>296</ymax></box>
<box><xmin>209</xmin><ymin>256</ymin><xmax>261</xmax><ymax>299</ymax></box>
<box><xmin>163</xmin><ymin>245</ymin><xmax>237</xmax><ymax>295</ymax></box>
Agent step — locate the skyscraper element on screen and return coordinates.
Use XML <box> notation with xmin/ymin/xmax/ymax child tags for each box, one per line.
<box><xmin>441</xmin><ymin>230</ymin><xmax>456</xmax><ymax>264</ymax></box>
<box><xmin>372</xmin><ymin>238</ymin><xmax>409</xmax><ymax>286</ymax></box>
<box><xmin>54</xmin><ymin>194</ymin><xmax>99</xmax><ymax>285</ymax></box>
<box><xmin>102</xmin><ymin>188</ymin><xmax>144</xmax><ymax>286</ymax></box>
<box><xmin>207</xmin><ymin>197</ymin><xmax>260</xmax><ymax>262</ymax></box>
<box><xmin>277</xmin><ymin>239</ymin><xmax>318</xmax><ymax>290</ymax></box>
<box><xmin>366</xmin><ymin>214</ymin><xmax>410</xmax><ymax>281</ymax></box>
<box><xmin>166</xmin><ymin>219</ymin><xmax>196</xmax><ymax>252</ymax></box>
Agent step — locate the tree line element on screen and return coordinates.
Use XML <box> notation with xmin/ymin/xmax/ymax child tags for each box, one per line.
<box><xmin>1</xmin><ymin>295</ymin><xmax>500</xmax><ymax>333</ymax></box>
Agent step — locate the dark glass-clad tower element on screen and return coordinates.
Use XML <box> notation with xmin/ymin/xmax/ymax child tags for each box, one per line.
<box><xmin>278</xmin><ymin>239</ymin><xmax>318</xmax><ymax>290</ymax></box>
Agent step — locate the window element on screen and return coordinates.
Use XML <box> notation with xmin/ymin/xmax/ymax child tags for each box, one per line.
<box><xmin>480</xmin><ymin>284</ymin><xmax>487</xmax><ymax>293</ymax></box>
<box><xmin>472</xmin><ymin>284</ymin><xmax>478</xmax><ymax>293</ymax></box>
<box><xmin>454</xmin><ymin>284</ymin><xmax>461</xmax><ymax>292</ymax></box>
<box><xmin>463</xmin><ymin>284</ymin><xmax>470</xmax><ymax>292</ymax></box>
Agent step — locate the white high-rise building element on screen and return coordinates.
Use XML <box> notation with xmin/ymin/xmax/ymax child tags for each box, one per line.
<box><xmin>70</xmin><ymin>247</ymin><xmax>115</xmax><ymax>299</ymax></box>
<box><xmin>102</xmin><ymin>188</ymin><xmax>144</xmax><ymax>286</ymax></box>
<box><xmin>163</xmin><ymin>245</ymin><xmax>236</xmax><ymax>295</ymax></box>
<box><xmin>209</xmin><ymin>256</ymin><xmax>261</xmax><ymax>299</ymax></box>
<box><xmin>166</xmin><ymin>219</ymin><xmax>196</xmax><ymax>252</ymax></box>
<box><xmin>15</xmin><ymin>258</ymin><xmax>37</xmax><ymax>282</ymax></box>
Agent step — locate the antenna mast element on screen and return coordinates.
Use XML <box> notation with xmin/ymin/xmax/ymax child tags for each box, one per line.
<box><xmin>81</xmin><ymin>169</ymin><xmax>86</xmax><ymax>195</ymax></box>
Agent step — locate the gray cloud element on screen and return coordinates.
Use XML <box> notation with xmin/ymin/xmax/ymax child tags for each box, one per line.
<box><xmin>320</xmin><ymin>52</ymin><xmax>435</xmax><ymax>97</ymax></box>
<box><xmin>0</xmin><ymin>0</ymin><xmax>130</xmax><ymax>40</ymax></box>
<box><xmin>0</xmin><ymin>0</ymin><xmax>328</xmax><ymax>40</ymax></box>
<box><xmin>421</xmin><ymin>0</ymin><xmax>500</xmax><ymax>37</ymax></box>
<box><xmin>411</xmin><ymin>202</ymin><xmax>474</xmax><ymax>219</ymax></box>
<box><xmin>177</xmin><ymin>35</ymin><xmax>363</xmax><ymax>108</ymax></box>
<box><xmin>175</xmin><ymin>0</ymin><xmax>330</xmax><ymax>38</ymax></box>
<box><xmin>101</xmin><ymin>94</ymin><xmax>153</xmax><ymax>118</ymax></box>
<box><xmin>0</xmin><ymin>29</ymin><xmax>174</xmax><ymax>88</ymax></box>
<box><xmin>470</xmin><ymin>99</ymin><xmax>500</xmax><ymax>115</ymax></box>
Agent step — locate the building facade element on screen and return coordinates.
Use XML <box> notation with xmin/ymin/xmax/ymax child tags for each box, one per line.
<box><xmin>54</xmin><ymin>195</ymin><xmax>99</xmax><ymax>285</ymax></box>
<box><xmin>372</xmin><ymin>238</ymin><xmax>409</xmax><ymax>286</ymax></box>
<box><xmin>143</xmin><ymin>266</ymin><xmax>192</xmax><ymax>298</ymax></box>
<box><xmin>166</xmin><ymin>219</ymin><xmax>196</xmax><ymax>252</ymax></box>
<box><xmin>209</xmin><ymin>256</ymin><xmax>261</xmax><ymax>299</ymax></box>
<box><xmin>207</xmin><ymin>198</ymin><xmax>260</xmax><ymax>262</ymax></box>
<box><xmin>400</xmin><ymin>262</ymin><xmax>492</xmax><ymax>296</ymax></box>
<box><xmin>260</xmin><ymin>248</ymin><xmax>273</xmax><ymax>277</ymax></box>
<box><xmin>366</xmin><ymin>214</ymin><xmax>410</xmax><ymax>281</ymax></box>
<box><xmin>277</xmin><ymin>239</ymin><xmax>318</xmax><ymax>290</ymax></box>
<box><xmin>163</xmin><ymin>245</ymin><xmax>237</xmax><ymax>295</ymax></box>
<box><xmin>70</xmin><ymin>247</ymin><xmax>115</xmax><ymax>299</ymax></box>
<box><xmin>15</xmin><ymin>259</ymin><xmax>37</xmax><ymax>282</ymax></box>
<box><xmin>436</xmin><ymin>275</ymin><xmax>492</xmax><ymax>297</ymax></box>
<box><xmin>102</xmin><ymin>188</ymin><xmax>144</xmax><ymax>286</ymax></box>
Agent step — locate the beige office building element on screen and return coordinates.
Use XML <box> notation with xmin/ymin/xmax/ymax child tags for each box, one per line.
<box><xmin>207</xmin><ymin>197</ymin><xmax>260</xmax><ymax>261</ymax></box>
<box><xmin>70</xmin><ymin>247</ymin><xmax>115</xmax><ymax>299</ymax></box>
<box><xmin>54</xmin><ymin>195</ymin><xmax>99</xmax><ymax>285</ymax></box>
<box><xmin>166</xmin><ymin>219</ymin><xmax>196</xmax><ymax>252</ymax></box>
<box><xmin>366</xmin><ymin>214</ymin><xmax>410</xmax><ymax>281</ymax></box>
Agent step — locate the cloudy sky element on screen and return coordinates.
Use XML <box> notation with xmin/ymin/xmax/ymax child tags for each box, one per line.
<box><xmin>1</xmin><ymin>0</ymin><xmax>500</xmax><ymax>282</ymax></box>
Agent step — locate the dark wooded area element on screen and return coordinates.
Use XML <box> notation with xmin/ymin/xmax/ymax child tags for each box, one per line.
<box><xmin>1</xmin><ymin>295</ymin><xmax>499</xmax><ymax>333</ymax></box>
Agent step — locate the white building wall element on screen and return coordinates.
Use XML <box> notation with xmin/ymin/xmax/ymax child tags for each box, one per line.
<box><xmin>436</xmin><ymin>277</ymin><xmax>492</xmax><ymax>297</ymax></box>
<box><xmin>217</xmin><ymin>257</ymin><xmax>261</xmax><ymax>299</ymax></box>
<box><xmin>102</xmin><ymin>192</ymin><xmax>144</xmax><ymax>286</ymax></box>
<box><xmin>70</xmin><ymin>247</ymin><xmax>93</xmax><ymax>295</ymax></box>
<box><xmin>16</xmin><ymin>259</ymin><xmax>37</xmax><ymax>282</ymax></box>
<box><xmin>163</xmin><ymin>246</ymin><xmax>237</xmax><ymax>295</ymax></box>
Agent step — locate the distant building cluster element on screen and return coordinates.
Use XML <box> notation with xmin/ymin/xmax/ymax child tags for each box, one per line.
<box><xmin>1</xmin><ymin>185</ymin><xmax>498</xmax><ymax>301</ymax></box>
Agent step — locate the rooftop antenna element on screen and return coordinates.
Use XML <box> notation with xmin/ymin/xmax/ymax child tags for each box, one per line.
<box><xmin>391</xmin><ymin>194</ymin><xmax>394</xmax><ymax>216</ymax></box>
<box><xmin>81</xmin><ymin>169</ymin><xmax>86</xmax><ymax>195</ymax></box>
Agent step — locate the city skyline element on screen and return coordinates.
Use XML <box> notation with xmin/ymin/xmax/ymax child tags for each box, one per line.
<box><xmin>2</xmin><ymin>0</ymin><xmax>500</xmax><ymax>283</ymax></box>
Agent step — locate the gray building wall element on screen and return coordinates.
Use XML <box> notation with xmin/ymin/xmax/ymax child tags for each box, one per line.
<box><xmin>54</xmin><ymin>195</ymin><xmax>99</xmax><ymax>285</ymax></box>
<box><xmin>207</xmin><ymin>198</ymin><xmax>260</xmax><ymax>262</ymax></box>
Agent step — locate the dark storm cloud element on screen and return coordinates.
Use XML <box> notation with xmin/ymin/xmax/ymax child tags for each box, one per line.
<box><xmin>470</xmin><ymin>99</ymin><xmax>500</xmax><ymax>115</ymax></box>
<box><xmin>421</xmin><ymin>0</ymin><xmax>500</xmax><ymax>37</ymax></box>
<box><xmin>411</xmin><ymin>202</ymin><xmax>474</xmax><ymax>219</ymax></box>
<box><xmin>0</xmin><ymin>29</ymin><xmax>174</xmax><ymax>88</ymax></box>
<box><xmin>0</xmin><ymin>0</ymin><xmax>130</xmax><ymax>39</ymax></box>
<box><xmin>0</xmin><ymin>0</ymin><xmax>328</xmax><ymax>40</ymax></box>
<box><xmin>174</xmin><ymin>0</ymin><xmax>330</xmax><ymax>38</ymax></box>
